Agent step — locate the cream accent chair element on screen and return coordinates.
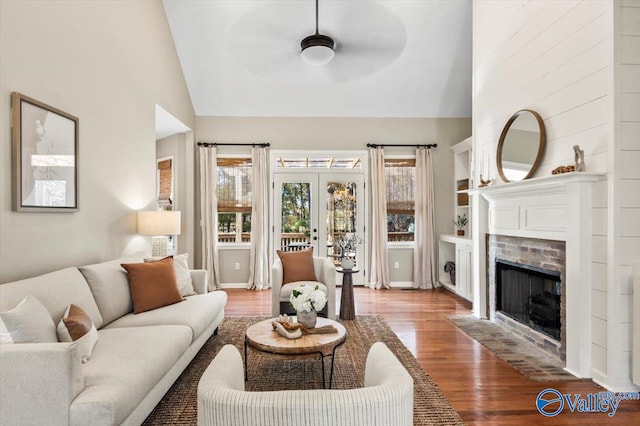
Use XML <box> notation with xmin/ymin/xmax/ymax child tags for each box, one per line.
<box><xmin>197</xmin><ymin>342</ymin><xmax>414</xmax><ymax>426</ymax></box>
<box><xmin>271</xmin><ymin>257</ymin><xmax>336</xmax><ymax>320</ymax></box>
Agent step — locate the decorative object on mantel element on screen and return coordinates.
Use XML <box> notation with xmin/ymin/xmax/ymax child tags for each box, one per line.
<box><xmin>289</xmin><ymin>283</ymin><xmax>327</xmax><ymax>328</ymax></box>
<box><xmin>271</xmin><ymin>314</ymin><xmax>338</xmax><ymax>339</ymax></box>
<box><xmin>574</xmin><ymin>145</ymin><xmax>585</xmax><ymax>172</ymax></box>
<box><xmin>548</xmin><ymin>145</ymin><xmax>586</xmax><ymax>175</ymax></box>
<box><xmin>496</xmin><ymin>109</ymin><xmax>546</xmax><ymax>183</ymax></box>
<box><xmin>453</xmin><ymin>214</ymin><xmax>468</xmax><ymax>236</ymax></box>
<box><xmin>478</xmin><ymin>174</ymin><xmax>492</xmax><ymax>187</ymax></box>
<box><xmin>551</xmin><ymin>165</ymin><xmax>575</xmax><ymax>175</ymax></box>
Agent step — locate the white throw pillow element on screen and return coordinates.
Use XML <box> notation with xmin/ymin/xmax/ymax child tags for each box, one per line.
<box><xmin>57</xmin><ymin>304</ymin><xmax>99</xmax><ymax>363</ymax></box>
<box><xmin>173</xmin><ymin>253</ymin><xmax>196</xmax><ymax>296</ymax></box>
<box><xmin>0</xmin><ymin>295</ymin><xmax>57</xmax><ymax>344</ymax></box>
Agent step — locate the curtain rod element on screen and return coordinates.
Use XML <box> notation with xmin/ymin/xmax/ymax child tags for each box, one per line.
<box><xmin>197</xmin><ymin>142</ymin><xmax>270</xmax><ymax>147</ymax></box>
<box><xmin>367</xmin><ymin>143</ymin><xmax>437</xmax><ymax>149</ymax></box>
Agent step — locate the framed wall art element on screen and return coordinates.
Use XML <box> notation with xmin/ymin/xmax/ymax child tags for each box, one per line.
<box><xmin>11</xmin><ymin>92</ymin><xmax>79</xmax><ymax>212</ymax></box>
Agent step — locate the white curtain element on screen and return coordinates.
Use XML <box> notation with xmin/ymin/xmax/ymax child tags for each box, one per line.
<box><xmin>199</xmin><ymin>147</ymin><xmax>221</xmax><ymax>290</ymax></box>
<box><xmin>369</xmin><ymin>148</ymin><xmax>390</xmax><ymax>289</ymax></box>
<box><xmin>248</xmin><ymin>147</ymin><xmax>270</xmax><ymax>290</ymax></box>
<box><xmin>413</xmin><ymin>147</ymin><xmax>437</xmax><ymax>289</ymax></box>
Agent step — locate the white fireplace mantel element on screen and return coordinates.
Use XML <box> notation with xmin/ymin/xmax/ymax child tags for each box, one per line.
<box><xmin>469</xmin><ymin>171</ymin><xmax>605</xmax><ymax>379</ymax></box>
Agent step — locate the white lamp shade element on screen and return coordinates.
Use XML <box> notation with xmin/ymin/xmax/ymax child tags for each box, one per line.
<box><xmin>301</xmin><ymin>45</ymin><xmax>335</xmax><ymax>66</ymax></box>
<box><xmin>137</xmin><ymin>211</ymin><xmax>181</xmax><ymax>236</ymax></box>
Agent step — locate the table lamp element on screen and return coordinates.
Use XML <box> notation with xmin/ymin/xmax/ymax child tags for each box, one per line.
<box><xmin>137</xmin><ymin>210</ymin><xmax>181</xmax><ymax>257</ymax></box>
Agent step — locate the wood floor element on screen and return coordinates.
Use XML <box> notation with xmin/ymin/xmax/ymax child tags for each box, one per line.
<box><xmin>224</xmin><ymin>287</ymin><xmax>640</xmax><ymax>425</ymax></box>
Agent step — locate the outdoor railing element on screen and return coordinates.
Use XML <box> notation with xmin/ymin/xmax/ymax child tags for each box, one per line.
<box><xmin>218</xmin><ymin>231</ymin><xmax>412</xmax><ymax>244</ymax></box>
<box><xmin>388</xmin><ymin>232</ymin><xmax>414</xmax><ymax>242</ymax></box>
<box><xmin>218</xmin><ymin>232</ymin><xmax>251</xmax><ymax>243</ymax></box>
<box><xmin>217</xmin><ymin>232</ymin><xmax>308</xmax><ymax>247</ymax></box>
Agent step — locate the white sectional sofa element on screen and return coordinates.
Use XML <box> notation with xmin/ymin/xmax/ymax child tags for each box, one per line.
<box><xmin>0</xmin><ymin>255</ymin><xmax>227</xmax><ymax>426</ymax></box>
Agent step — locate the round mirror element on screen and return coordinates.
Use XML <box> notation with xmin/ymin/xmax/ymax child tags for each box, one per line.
<box><xmin>496</xmin><ymin>109</ymin><xmax>546</xmax><ymax>182</ymax></box>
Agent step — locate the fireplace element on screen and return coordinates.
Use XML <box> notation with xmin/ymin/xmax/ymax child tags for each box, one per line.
<box><xmin>476</xmin><ymin>173</ymin><xmax>603</xmax><ymax>379</ymax></box>
<box><xmin>488</xmin><ymin>235</ymin><xmax>566</xmax><ymax>358</ymax></box>
<box><xmin>496</xmin><ymin>259</ymin><xmax>561</xmax><ymax>340</ymax></box>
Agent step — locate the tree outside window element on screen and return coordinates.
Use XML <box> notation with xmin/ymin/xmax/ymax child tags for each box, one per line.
<box><xmin>217</xmin><ymin>157</ymin><xmax>251</xmax><ymax>243</ymax></box>
<box><xmin>385</xmin><ymin>158</ymin><xmax>415</xmax><ymax>242</ymax></box>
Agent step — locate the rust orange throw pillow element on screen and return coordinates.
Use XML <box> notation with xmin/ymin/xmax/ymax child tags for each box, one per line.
<box><xmin>276</xmin><ymin>247</ymin><xmax>317</xmax><ymax>284</ymax></box>
<box><xmin>121</xmin><ymin>257</ymin><xmax>183</xmax><ymax>314</ymax></box>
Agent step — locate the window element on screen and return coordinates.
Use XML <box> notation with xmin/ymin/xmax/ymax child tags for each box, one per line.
<box><xmin>384</xmin><ymin>158</ymin><xmax>415</xmax><ymax>242</ymax></box>
<box><xmin>275</xmin><ymin>156</ymin><xmax>362</xmax><ymax>169</ymax></box>
<box><xmin>157</xmin><ymin>158</ymin><xmax>173</xmax><ymax>209</ymax></box>
<box><xmin>217</xmin><ymin>157</ymin><xmax>252</xmax><ymax>243</ymax></box>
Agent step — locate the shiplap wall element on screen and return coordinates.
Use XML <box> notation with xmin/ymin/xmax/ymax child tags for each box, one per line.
<box><xmin>474</xmin><ymin>0</ymin><xmax>611</xmax><ymax>177</ymax></box>
<box><xmin>473</xmin><ymin>0</ymin><xmax>626</xmax><ymax>387</ymax></box>
<box><xmin>612</xmin><ymin>0</ymin><xmax>640</xmax><ymax>390</ymax></box>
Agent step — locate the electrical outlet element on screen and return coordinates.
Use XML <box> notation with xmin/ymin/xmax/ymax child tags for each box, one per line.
<box><xmin>394</xmin><ymin>261</ymin><xmax>400</xmax><ymax>269</ymax></box>
<box><xmin>234</xmin><ymin>262</ymin><xmax>240</xmax><ymax>270</ymax></box>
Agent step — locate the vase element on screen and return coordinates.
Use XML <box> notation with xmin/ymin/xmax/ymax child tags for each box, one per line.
<box><xmin>297</xmin><ymin>310</ymin><xmax>317</xmax><ymax>328</ymax></box>
<box><xmin>457</xmin><ymin>229</ymin><xmax>465</xmax><ymax>236</ymax></box>
<box><xmin>340</xmin><ymin>258</ymin><xmax>354</xmax><ymax>270</ymax></box>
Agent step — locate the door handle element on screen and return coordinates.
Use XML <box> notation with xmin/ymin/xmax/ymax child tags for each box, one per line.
<box><xmin>313</xmin><ymin>236</ymin><xmax>318</xmax><ymax>241</ymax></box>
<box><xmin>313</xmin><ymin>229</ymin><xmax>317</xmax><ymax>233</ymax></box>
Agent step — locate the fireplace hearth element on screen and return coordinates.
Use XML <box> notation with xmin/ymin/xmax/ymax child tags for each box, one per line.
<box><xmin>496</xmin><ymin>259</ymin><xmax>561</xmax><ymax>340</ymax></box>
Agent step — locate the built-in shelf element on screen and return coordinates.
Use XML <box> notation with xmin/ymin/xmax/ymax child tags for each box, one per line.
<box><xmin>439</xmin><ymin>136</ymin><xmax>474</xmax><ymax>303</ymax></box>
<box><xmin>440</xmin><ymin>234</ymin><xmax>471</xmax><ymax>244</ymax></box>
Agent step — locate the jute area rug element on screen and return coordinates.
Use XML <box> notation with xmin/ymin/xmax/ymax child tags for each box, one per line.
<box><xmin>447</xmin><ymin>314</ymin><xmax>580</xmax><ymax>382</ymax></box>
<box><xmin>144</xmin><ymin>315</ymin><xmax>463</xmax><ymax>425</ymax></box>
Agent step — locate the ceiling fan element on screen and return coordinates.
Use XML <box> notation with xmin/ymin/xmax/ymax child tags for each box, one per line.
<box><xmin>300</xmin><ymin>0</ymin><xmax>335</xmax><ymax>66</ymax></box>
<box><xmin>227</xmin><ymin>0</ymin><xmax>407</xmax><ymax>81</ymax></box>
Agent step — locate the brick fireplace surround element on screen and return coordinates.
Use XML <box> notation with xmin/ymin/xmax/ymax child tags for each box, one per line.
<box><xmin>487</xmin><ymin>235</ymin><xmax>566</xmax><ymax>359</ymax></box>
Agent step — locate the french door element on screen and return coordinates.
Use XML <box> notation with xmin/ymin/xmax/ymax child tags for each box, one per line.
<box><xmin>273</xmin><ymin>172</ymin><xmax>366</xmax><ymax>285</ymax></box>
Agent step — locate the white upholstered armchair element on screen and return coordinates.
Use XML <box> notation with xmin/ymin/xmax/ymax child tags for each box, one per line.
<box><xmin>197</xmin><ymin>342</ymin><xmax>414</xmax><ymax>426</ymax></box>
<box><xmin>271</xmin><ymin>256</ymin><xmax>336</xmax><ymax>320</ymax></box>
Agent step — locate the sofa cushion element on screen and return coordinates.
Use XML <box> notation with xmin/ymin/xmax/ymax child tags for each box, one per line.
<box><xmin>57</xmin><ymin>304</ymin><xmax>99</xmax><ymax>363</ymax></box>
<box><xmin>0</xmin><ymin>267</ymin><xmax>104</xmax><ymax>329</ymax></box>
<box><xmin>79</xmin><ymin>256</ymin><xmax>143</xmax><ymax>326</ymax></box>
<box><xmin>277</xmin><ymin>248</ymin><xmax>317</xmax><ymax>284</ymax></box>
<box><xmin>0</xmin><ymin>295</ymin><xmax>57</xmax><ymax>343</ymax></box>
<box><xmin>70</xmin><ymin>325</ymin><xmax>191</xmax><ymax>426</ymax></box>
<box><xmin>104</xmin><ymin>291</ymin><xmax>227</xmax><ymax>342</ymax></box>
<box><xmin>121</xmin><ymin>257</ymin><xmax>184</xmax><ymax>314</ymax></box>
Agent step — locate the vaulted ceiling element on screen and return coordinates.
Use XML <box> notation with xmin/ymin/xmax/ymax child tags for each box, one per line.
<box><xmin>163</xmin><ymin>0</ymin><xmax>472</xmax><ymax>118</ymax></box>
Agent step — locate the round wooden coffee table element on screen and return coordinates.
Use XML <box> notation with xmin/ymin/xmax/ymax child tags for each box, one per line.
<box><xmin>244</xmin><ymin>317</ymin><xmax>347</xmax><ymax>388</ymax></box>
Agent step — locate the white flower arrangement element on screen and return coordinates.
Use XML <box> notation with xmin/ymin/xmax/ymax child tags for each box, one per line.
<box><xmin>289</xmin><ymin>283</ymin><xmax>327</xmax><ymax>313</ymax></box>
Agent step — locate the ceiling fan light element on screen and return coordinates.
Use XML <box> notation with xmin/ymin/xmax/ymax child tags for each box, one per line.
<box><xmin>300</xmin><ymin>34</ymin><xmax>335</xmax><ymax>66</ymax></box>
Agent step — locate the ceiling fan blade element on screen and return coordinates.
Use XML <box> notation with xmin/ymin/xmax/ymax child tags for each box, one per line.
<box><xmin>227</xmin><ymin>6</ymin><xmax>303</xmax><ymax>74</ymax></box>
<box><xmin>226</xmin><ymin>1</ymin><xmax>407</xmax><ymax>80</ymax></box>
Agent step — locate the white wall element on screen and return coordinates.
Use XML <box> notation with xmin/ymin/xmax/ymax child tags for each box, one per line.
<box><xmin>611</xmin><ymin>0</ymin><xmax>640</xmax><ymax>390</ymax></box>
<box><xmin>473</xmin><ymin>0</ymin><xmax>639</xmax><ymax>391</ymax></box>
<box><xmin>195</xmin><ymin>116</ymin><xmax>471</xmax><ymax>285</ymax></box>
<box><xmin>0</xmin><ymin>0</ymin><xmax>195</xmax><ymax>282</ymax></box>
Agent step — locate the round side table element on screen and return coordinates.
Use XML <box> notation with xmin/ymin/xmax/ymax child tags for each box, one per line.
<box><xmin>336</xmin><ymin>267</ymin><xmax>359</xmax><ymax>320</ymax></box>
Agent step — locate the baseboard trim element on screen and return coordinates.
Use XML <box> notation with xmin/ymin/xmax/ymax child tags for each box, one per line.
<box><xmin>219</xmin><ymin>283</ymin><xmax>249</xmax><ymax>289</ymax></box>
<box><xmin>390</xmin><ymin>281</ymin><xmax>414</xmax><ymax>289</ymax></box>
